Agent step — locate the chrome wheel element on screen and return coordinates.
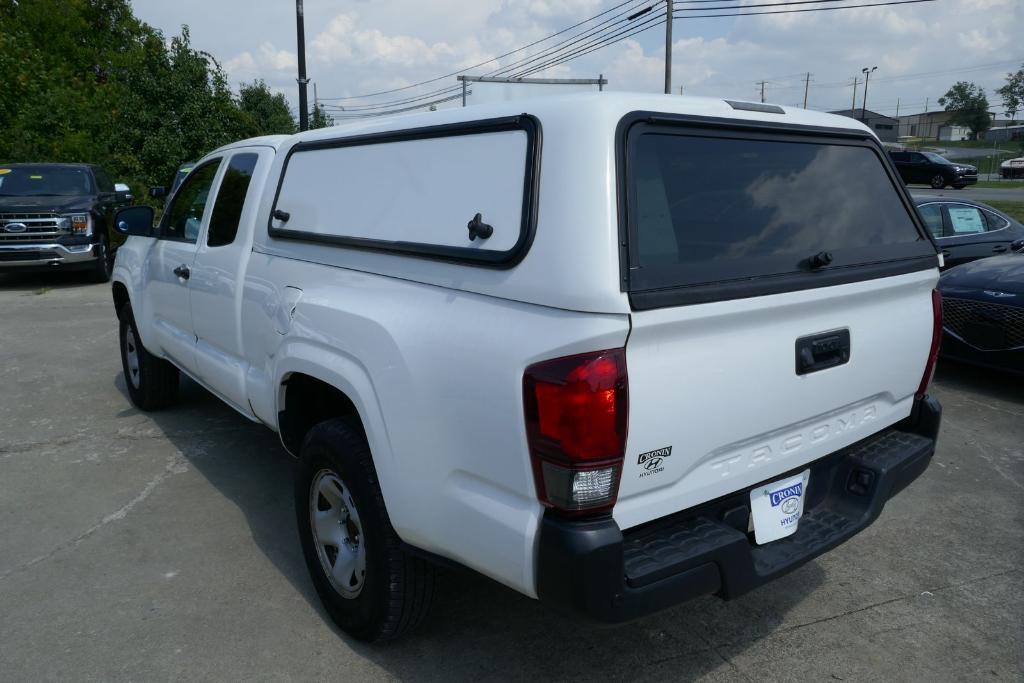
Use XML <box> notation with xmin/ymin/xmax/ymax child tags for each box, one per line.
<box><xmin>124</xmin><ymin>326</ymin><xmax>141</xmax><ymax>389</ymax></box>
<box><xmin>310</xmin><ymin>470</ymin><xmax>366</xmax><ymax>599</ymax></box>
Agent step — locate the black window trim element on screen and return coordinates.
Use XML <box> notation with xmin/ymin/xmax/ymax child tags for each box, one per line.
<box><xmin>614</xmin><ymin>111</ymin><xmax>940</xmax><ymax>310</ymax></box>
<box><xmin>267</xmin><ymin>114</ymin><xmax>542</xmax><ymax>269</ymax></box>
<box><xmin>158</xmin><ymin>157</ymin><xmax>224</xmax><ymax>244</ymax></box>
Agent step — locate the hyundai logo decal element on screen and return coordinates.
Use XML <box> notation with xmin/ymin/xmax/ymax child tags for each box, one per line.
<box><xmin>983</xmin><ymin>290</ymin><xmax>1016</xmax><ymax>299</ymax></box>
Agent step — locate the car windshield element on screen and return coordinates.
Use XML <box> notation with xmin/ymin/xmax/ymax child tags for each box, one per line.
<box><xmin>922</xmin><ymin>153</ymin><xmax>953</xmax><ymax>165</ymax></box>
<box><xmin>0</xmin><ymin>166</ymin><xmax>94</xmax><ymax>196</ymax></box>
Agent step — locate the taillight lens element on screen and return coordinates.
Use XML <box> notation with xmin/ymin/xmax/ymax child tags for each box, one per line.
<box><xmin>523</xmin><ymin>348</ymin><xmax>628</xmax><ymax>516</ymax></box>
<box><xmin>916</xmin><ymin>289</ymin><xmax>942</xmax><ymax>399</ymax></box>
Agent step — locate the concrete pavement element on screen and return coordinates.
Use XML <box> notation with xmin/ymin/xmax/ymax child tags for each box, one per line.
<box><xmin>0</xmin><ymin>273</ymin><xmax>1021</xmax><ymax>681</ymax></box>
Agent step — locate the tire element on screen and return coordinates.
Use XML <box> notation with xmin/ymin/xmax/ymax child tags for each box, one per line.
<box><xmin>295</xmin><ymin>416</ymin><xmax>436</xmax><ymax>642</ymax></box>
<box><xmin>87</xmin><ymin>240</ymin><xmax>112</xmax><ymax>283</ymax></box>
<box><xmin>118</xmin><ymin>303</ymin><xmax>179</xmax><ymax>410</ymax></box>
<box><xmin>930</xmin><ymin>174</ymin><xmax>946</xmax><ymax>189</ymax></box>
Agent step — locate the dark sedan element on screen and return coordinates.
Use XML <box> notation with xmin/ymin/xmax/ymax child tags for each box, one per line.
<box><xmin>938</xmin><ymin>249</ymin><xmax>1024</xmax><ymax>375</ymax></box>
<box><xmin>890</xmin><ymin>151</ymin><xmax>977</xmax><ymax>189</ymax></box>
<box><xmin>913</xmin><ymin>196</ymin><xmax>1024</xmax><ymax>269</ymax></box>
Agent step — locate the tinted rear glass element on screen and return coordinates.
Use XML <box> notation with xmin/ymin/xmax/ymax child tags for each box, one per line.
<box><xmin>628</xmin><ymin>131</ymin><xmax>931</xmax><ymax>292</ymax></box>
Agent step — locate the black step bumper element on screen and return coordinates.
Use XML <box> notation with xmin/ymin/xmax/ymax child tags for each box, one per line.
<box><xmin>536</xmin><ymin>396</ymin><xmax>941</xmax><ymax>623</ymax></box>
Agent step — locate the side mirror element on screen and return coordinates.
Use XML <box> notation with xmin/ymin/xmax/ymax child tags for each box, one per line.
<box><xmin>113</xmin><ymin>182</ymin><xmax>133</xmax><ymax>204</ymax></box>
<box><xmin>114</xmin><ymin>205</ymin><xmax>155</xmax><ymax>237</ymax></box>
<box><xmin>149</xmin><ymin>186</ymin><xmax>166</xmax><ymax>199</ymax></box>
<box><xmin>1011</xmin><ymin>239</ymin><xmax>1024</xmax><ymax>253</ymax></box>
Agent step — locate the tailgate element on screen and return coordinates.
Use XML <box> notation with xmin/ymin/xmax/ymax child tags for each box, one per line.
<box><xmin>613</xmin><ymin>114</ymin><xmax>939</xmax><ymax>530</ymax></box>
<box><xmin>615</xmin><ymin>269</ymin><xmax>935</xmax><ymax>530</ymax></box>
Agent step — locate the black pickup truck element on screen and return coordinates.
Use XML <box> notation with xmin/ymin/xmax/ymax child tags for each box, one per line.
<box><xmin>0</xmin><ymin>163</ymin><xmax>131</xmax><ymax>282</ymax></box>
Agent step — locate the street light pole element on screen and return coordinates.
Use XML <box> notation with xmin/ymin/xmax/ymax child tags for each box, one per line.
<box><xmin>664</xmin><ymin>0</ymin><xmax>673</xmax><ymax>94</ymax></box>
<box><xmin>295</xmin><ymin>0</ymin><xmax>310</xmax><ymax>131</ymax></box>
<box><xmin>860</xmin><ymin>66</ymin><xmax>877</xmax><ymax>123</ymax></box>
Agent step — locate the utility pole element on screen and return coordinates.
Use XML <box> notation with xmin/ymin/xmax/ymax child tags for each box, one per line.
<box><xmin>851</xmin><ymin>76</ymin><xmax>859</xmax><ymax>111</ymax></box>
<box><xmin>295</xmin><ymin>0</ymin><xmax>309</xmax><ymax>131</ymax></box>
<box><xmin>923</xmin><ymin>97</ymin><xmax>928</xmax><ymax>112</ymax></box>
<box><xmin>895</xmin><ymin>97</ymin><xmax>900</xmax><ymax>118</ymax></box>
<box><xmin>664</xmin><ymin>0</ymin><xmax>673</xmax><ymax>94</ymax></box>
<box><xmin>860</xmin><ymin>66</ymin><xmax>877</xmax><ymax>123</ymax></box>
<box><xmin>802</xmin><ymin>72</ymin><xmax>812</xmax><ymax>109</ymax></box>
<box><xmin>679</xmin><ymin>85</ymin><xmax>684</xmax><ymax>95</ymax></box>
<box><xmin>757</xmin><ymin>80</ymin><xmax>766</xmax><ymax>103</ymax></box>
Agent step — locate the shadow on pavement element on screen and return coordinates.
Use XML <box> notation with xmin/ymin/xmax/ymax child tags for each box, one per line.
<box><xmin>934</xmin><ymin>359</ymin><xmax>1023</xmax><ymax>405</ymax></box>
<box><xmin>112</xmin><ymin>371</ymin><xmax>823</xmax><ymax>679</ymax></box>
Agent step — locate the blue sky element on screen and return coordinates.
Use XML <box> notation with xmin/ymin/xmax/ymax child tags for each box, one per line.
<box><xmin>131</xmin><ymin>0</ymin><xmax>1022</xmax><ymax>119</ymax></box>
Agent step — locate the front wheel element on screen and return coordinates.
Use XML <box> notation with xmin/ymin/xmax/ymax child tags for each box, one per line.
<box><xmin>295</xmin><ymin>417</ymin><xmax>436</xmax><ymax>642</ymax></box>
<box><xmin>118</xmin><ymin>303</ymin><xmax>179</xmax><ymax>410</ymax></box>
<box><xmin>930</xmin><ymin>174</ymin><xmax>947</xmax><ymax>189</ymax></box>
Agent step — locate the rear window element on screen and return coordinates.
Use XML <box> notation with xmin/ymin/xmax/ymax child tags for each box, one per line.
<box><xmin>625</xmin><ymin>125</ymin><xmax>934</xmax><ymax>299</ymax></box>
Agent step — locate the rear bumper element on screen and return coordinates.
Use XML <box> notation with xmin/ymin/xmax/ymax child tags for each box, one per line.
<box><xmin>536</xmin><ymin>395</ymin><xmax>941</xmax><ymax>623</ymax></box>
<box><xmin>0</xmin><ymin>242</ymin><xmax>100</xmax><ymax>269</ymax></box>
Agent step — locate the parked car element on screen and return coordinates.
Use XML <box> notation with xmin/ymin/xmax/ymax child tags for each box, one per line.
<box><xmin>889</xmin><ymin>150</ymin><xmax>978</xmax><ymax>189</ymax></box>
<box><xmin>938</xmin><ymin>249</ymin><xmax>1024</xmax><ymax>375</ymax></box>
<box><xmin>913</xmin><ymin>196</ymin><xmax>1024</xmax><ymax>269</ymax></box>
<box><xmin>1000</xmin><ymin>157</ymin><xmax>1024</xmax><ymax>179</ymax></box>
<box><xmin>0</xmin><ymin>163</ymin><xmax>130</xmax><ymax>281</ymax></box>
<box><xmin>110</xmin><ymin>94</ymin><xmax>943</xmax><ymax>641</ymax></box>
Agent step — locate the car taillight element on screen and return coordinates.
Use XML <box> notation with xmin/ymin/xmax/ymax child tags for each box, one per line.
<box><xmin>916</xmin><ymin>289</ymin><xmax>942</xmax><ymax>399</ymax></box>
<box><xmin>523</xmin><ymin>348</ymin><xmax>628</xmax><ymax>516</ymax></box>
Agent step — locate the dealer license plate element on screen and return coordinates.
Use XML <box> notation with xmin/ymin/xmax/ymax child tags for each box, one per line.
<box><xmin>749</xmin><ymin>470</ymin><xmax>810</xmax><ymax>545</ymax></box>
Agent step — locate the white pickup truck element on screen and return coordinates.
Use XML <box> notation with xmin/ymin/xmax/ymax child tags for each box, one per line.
<box><xmin>111</xmin><ymin>93</ymin><xmax>943</xmax><ymax>642</ymax></box>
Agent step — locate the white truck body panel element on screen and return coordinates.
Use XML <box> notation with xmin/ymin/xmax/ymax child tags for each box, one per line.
<box><xmin>111</xmin><ymin>93</ymin><xmax>938</xmax><ymax>600</ymax></box>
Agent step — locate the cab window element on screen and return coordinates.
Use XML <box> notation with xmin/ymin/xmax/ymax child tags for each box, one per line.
<box><xmin>207</xmin><ymin>153</ymin><xmax>258</xmax><ymax>247</ymax></box>
<box><xmin>161</xmin><ymin>161</ymin><xmax>221</xmax><ymax>242</ymax></box>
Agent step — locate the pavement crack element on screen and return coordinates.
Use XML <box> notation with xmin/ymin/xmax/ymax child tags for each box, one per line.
<box><xmin>0</xmin><ymin>454</ymin><xmax>188</xmax><ymax>584</ymax></box>
<box><xmin>779</xmin><ymin>567</ymin><xmax>1021</xmax><ymax>635</ymax></box>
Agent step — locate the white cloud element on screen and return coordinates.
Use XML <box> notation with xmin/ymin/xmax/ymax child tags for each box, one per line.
<box><xmin>133</xmin><ymin>0</ymin><xmax>1024</xmax><ymax>117</ymax></box>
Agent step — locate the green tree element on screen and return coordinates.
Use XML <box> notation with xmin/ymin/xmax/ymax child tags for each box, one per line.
<box><xmin>310</xmin><ymin>102</ymin><xmax>335</xmax><ymax>129</ymax></box>
<box><xmin>938</xmin><ymin>81</ymin><xmax>991</xmax><ymax>138</ymax></box>
<box><xmin>996</xmin><ymin>65</ymin><xmax>1024</xmax><ymax>123</ymax></box>
<box><xmin>238</xmin><ymin>80</ymin><xmax>297</xmax><ymax>136</ymax></box>
<box><xmin>0</xmin><ymin>1</ymin><xmax>263</xmax><ymax>194</ymax></box>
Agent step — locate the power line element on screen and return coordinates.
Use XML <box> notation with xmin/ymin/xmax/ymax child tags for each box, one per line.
<box><xmin>317</xmin><ymin>0</ymin><xmax>647</xmax><ymax>100</ymax></box>
<box><xmin>671</xmin><ymin>0</ymin><xmax>937</xmax><ymax>20</ymax></box>
<box><xmin>330</xmin><ymin>0</ymin><xmax>948</xmax><ymax>118</ymax></box>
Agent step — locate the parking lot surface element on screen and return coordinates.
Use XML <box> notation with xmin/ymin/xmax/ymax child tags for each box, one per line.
<box><xmin>0</xmin><ymin>275</ymin><xmax>1021</xmax><ymax>681</ymax></box>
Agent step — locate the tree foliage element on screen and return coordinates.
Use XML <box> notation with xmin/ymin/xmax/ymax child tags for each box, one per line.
<box><xmin>0</xmin><ymin>0</ymin><xmax>297</xmax><ymax>195</ymax></box>
<box><xmin>996</xmin><ymin>65</ymin><xmax>1024</xmax><ymax>123</ymax></box>
<box><xmin>238</xmin><ymin>80</ymin><xmax>298</xmax><ymax>136</ymax></box>
<box><xmin>310</xmin><ymin>102</ymin><xmax>336</xmax><ymax>130</ymax></box>
<box><xmin>938</xmin><ymin>81</ymin><xmax>991</xmax><ymax>138</ymax></box>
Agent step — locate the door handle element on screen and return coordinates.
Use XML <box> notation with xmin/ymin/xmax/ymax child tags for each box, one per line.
<box><xmin>992</xmin><ymin>245</ymin><xmax>1008</xmax><ymax>253</ymax></box>
<box><xmin>172</xmin><ymin>265</ymin><xmax>190</xmax><ymax>280</ymax></box>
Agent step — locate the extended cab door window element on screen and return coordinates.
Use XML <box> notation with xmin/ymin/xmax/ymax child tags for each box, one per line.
<box><xmin>207</xmin><ymin>153</ymin><xmax>259</xmax><ymax>247</ymax></box>
<box><xmin>161</xmin><ymin>161</ymin><xmax>221</xmax><ymax>242</ymax></box>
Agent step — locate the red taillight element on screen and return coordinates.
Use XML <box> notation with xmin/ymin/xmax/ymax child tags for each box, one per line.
<box><xmin>916</xmin><ymin>289</ymin><xmax>943</xmax><ymax>399</ymax></box>
<box><xmin>523</xmin><ymin>349</ymin><xmax>628</xmax><ymax>515</ymax></box>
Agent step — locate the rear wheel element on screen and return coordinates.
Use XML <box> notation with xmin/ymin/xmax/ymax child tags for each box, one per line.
<box><xmin>118</xmin><ymin>303</ymin><xmax>179</xmax><ymax>410</ymax></box>
<box><xmin>930</xmin><ymin>174</ymin><xmax>946</xmax><ymax>189</ymax></box>
<box><xmin>295</xmin><ymin>417</ymin><xmax>436</xmax><ymax>641</ymax></box>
